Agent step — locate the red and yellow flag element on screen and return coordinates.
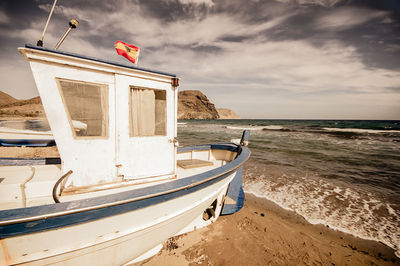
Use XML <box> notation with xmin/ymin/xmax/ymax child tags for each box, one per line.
<box><xmin>114</xmin><ymin>40</ymin><xmax>140</xmax><ymax>64</ymax></box>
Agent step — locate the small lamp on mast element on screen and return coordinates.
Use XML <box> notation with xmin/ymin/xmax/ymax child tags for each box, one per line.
<box><xmin>54</xmin><ymin>18</ymin><xmax>79</xmax><ymax>50</ymax></box>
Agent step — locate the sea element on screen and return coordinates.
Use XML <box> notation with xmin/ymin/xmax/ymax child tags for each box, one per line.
<box><xmin>177</xmin><ymin>119</ymin><xmax>400</xmax><ymax>257</ymax></box>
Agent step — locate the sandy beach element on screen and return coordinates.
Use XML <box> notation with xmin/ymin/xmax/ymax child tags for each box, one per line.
<box><xmin>142</xmin><ymin>193</ymin><xmax>399</xmax><ymax>266</ymax></box>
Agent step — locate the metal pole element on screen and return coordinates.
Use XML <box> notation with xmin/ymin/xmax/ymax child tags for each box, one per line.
<box><xmin>54</xmin><ymin>19</ymin><xmax>79</xmax><ymax>50</ymax></box>
<box><xmin>37</xmin><ymin>0</ymin><xmax>58</xmax><ymax>47</ymax></box>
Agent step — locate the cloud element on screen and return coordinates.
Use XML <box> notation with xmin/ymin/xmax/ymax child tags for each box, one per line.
<box><xmin>0</xmin><ymin>0</ymin><xmax>399</xmax><ymax>119</ymax></box>
<box><xmin>381</xmin><ymin>17</ymin><xmax>394</xmax><ymax>24</ymax></box>
<box><xmin>44</xmin><ymin>1</ymin><xmax>289</xmax><ymax>50</ymax></box>
<box><xmin>315</xmin><ymin>7</ymin><xmax>388</xmax><ymax>31</ymax></box>
<box><xmin>151</xmin><ymin>36</ymin><xmax>400</xmax><ymax>118</ymax></box>
<box><xmin>171</xmin><ymin>0</ymin><xmax>215</xmax><ymax>7</ymax></box>
<box><xmin>273</xmin><ymin>0</ymin><xmax>345</xmax><ymax>7</ymax></box>
<box><xmin>0</xmin><ymin>9</ymin><xmax>9</xmax><ymax>24</ymax></box>
<box><xmin>296</xmin><ymin>0</ymin><xmax>344</xmax><ymax>7</ymax></box>
<box><xmin>385</xmin><ymin>44</ymin><xmax>400</xmax><ymax>52</ymax></box>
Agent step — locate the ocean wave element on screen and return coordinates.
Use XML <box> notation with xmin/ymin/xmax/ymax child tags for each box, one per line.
<box><xmin>263</xmin><ymin>125</ymin><xmax>285</xmax><ymax>130</ymax></box>
<box><xmin>323</xmin><ymin>127</ymin><xmax>400</xmax><ymax>134</ymax></box>
<box><xmin>226</xmin><ymin>125</ymin><xmax>284</xmax><ymax>131</ymax></box>
<box><xmin>243</xmin><ymin>175</ymin><xmax>400</xmax><ymax>257</ymax></box>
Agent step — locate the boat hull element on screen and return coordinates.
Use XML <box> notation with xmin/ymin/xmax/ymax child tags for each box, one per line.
<box><xmin>1</xmin><ymin>175</ymin><xmax>231</xmax><ymax>265</ymax></box>
<box><xmin>0</xmin><ymin>144</ymin><xmax>250</xmax><ymax>265</ymax></box>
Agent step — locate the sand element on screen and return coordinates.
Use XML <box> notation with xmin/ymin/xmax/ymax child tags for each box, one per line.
<box><xmin>142</xmin><ymin>194</ymin><xmax>399</xmax><ymax>265</ymax></box>
<box><xmin>1</xmin><ymin>145</ymin><xmax>399</xmax><ymax>265</ymax></box>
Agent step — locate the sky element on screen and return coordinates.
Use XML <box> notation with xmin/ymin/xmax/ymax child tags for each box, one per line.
<box><xmin>0</xmin><ymin>0</ymin><xmax>399</xmax><ymax>119</ymax></box>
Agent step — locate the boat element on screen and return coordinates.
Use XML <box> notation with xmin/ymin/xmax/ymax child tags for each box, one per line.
<box><xmin>0</xmin><ymin>44</ymin><xmax>250</xmax><ymax>265</ymax></box>
<box><xmin>0</xmin><ymin>126</ymin><xmax>55</xmax><ymax>147</ymax></box>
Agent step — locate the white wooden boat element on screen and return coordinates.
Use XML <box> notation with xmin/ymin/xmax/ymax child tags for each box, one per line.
<box><xmin>0</xmin><ymin>45</ymin><xmax>250</xmax><ymax>265</ymax></box>
<box><xmin>0</xmin><ymin>126</ymin><xmax>55</xmax><ymax>147</ymax></box>
<box><xmin>0</xmin><ymin>120</ymin><xmax>86</xmax><ymax>147</ymax></box>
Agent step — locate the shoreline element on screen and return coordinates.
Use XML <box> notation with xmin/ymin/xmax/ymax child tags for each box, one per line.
<box><xmin>142</xmin><ymin>193</ymin><xmax>400</xmax><ymax>265</ymax></box>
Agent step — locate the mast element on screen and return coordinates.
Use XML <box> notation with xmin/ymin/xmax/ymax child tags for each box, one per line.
<box><xmin>37</xmin><ymin>0</ymin><xmax>58</xmax><ymax>47</ymax></box>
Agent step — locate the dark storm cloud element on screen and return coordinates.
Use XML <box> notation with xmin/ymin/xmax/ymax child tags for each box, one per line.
<box><xmin>140</xmin><ymin>0</ymin><xmax>210</xmax><ymax>22</ymax></box>
<box><xmin>245</xmin><ymin>2</ymin><xmax>400</xmax><ymax>70</ymax></box>
<box><xmin>0</xmin><ymin>1</ymin><xmax>43</xmax><ymax>28</ymax></box>
<box><xmin>350</xmin><ymin>0</ymin><xmax>400</xmax><ymax>14</ymax></box>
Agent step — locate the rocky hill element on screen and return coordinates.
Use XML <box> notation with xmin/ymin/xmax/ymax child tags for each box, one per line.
<box><xmin>217</xmin><ymin>108</ymin><xmax>241</xmax><ymax>119</ymax></box>
<box><xmin>0</xmin><ymin>91</ymin><xmax>17</xmax><ymax>106</ymax></box>
<box><xmin>178</xmin><ymin>90</ymin><xmax>219</xmax><ymax>120</ymax></box>
<box><xmin>0</xmin><ymin>94</ymin><xmax>45</xmax><ymax>117</ymax></box>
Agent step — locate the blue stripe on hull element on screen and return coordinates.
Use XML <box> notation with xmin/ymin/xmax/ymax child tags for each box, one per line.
<box><xmin>0</xmin><ymin>139</ymin><xmax>56</xmax><ymax>147</ymax></box>
<box><xmin>0</xmin><ymin>170</ymin><xmax>232</xmax><ymax>238</ymax></box>
<box><xmin>220</xmin><ymin>167</ymin><xmax>245</xmax><ymax>215</ymax></box>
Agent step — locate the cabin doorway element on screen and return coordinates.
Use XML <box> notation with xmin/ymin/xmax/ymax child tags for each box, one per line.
<box><xmin>115</xmin><ymin>74</ymin><xmax>176</xmax><ymax>179</ymax></box>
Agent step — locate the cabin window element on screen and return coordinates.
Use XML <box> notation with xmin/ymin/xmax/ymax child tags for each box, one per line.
<box><xmin>58</xmin><ymin>79</ymin><xmax>108</xmax><ymax>137</ymax></box>
<box><xmin>130</xmin><ymin>87</ymin><xmax>166</xmax><ymax>137</ymax></box>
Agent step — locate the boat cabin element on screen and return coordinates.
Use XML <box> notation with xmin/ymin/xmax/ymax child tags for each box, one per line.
<box><xmin>19</xmin><ymin>45</ymin><xmax>179</xmax><ymax>187</ymax></box>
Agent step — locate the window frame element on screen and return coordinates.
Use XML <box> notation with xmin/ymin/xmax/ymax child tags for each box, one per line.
<box><xmin>129</xmin><ymin>86</ymin><xmax>168</xmax><ymax>138</ymax></box>
<box><xmin>56</xmin><ymin>78</ymin><xmax>109</xmax><ymax>140</ymax></box>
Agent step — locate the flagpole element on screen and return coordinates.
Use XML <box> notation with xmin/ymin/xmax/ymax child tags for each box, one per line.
<box><xmin>37</xmin><ymin>0</ymin><xmax>58</xmax><ymax>47</ymax></box>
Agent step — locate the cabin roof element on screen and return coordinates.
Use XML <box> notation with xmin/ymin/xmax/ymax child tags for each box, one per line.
<box><xmin>24</xmin><ymin>44</ymin><xmax>177</xmax><ymax>78</ymax></box>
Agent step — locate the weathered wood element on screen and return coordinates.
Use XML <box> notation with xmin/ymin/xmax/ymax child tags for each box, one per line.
<box><xmin>177</xmin><ymin>159</ymin><xmax>214</xmax><ymax>169</ymax></box>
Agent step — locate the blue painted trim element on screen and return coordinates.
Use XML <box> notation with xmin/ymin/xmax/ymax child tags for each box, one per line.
<box><xmin>177</xmin><ymin>143</ymin><xmax>238</xmax><ymax>153</ymax></box>
<box><xmin>0</xmin><ymin>139</ymin><xmax>56</xmax><ymax>147</ymax></box>
<box><xmin>0</xmin><ymin>144</ymin><xmax>250</xmax><ymax>238</ymax></box>
<box><xmin>240</xmin><ymin>130</ymin><xmax>251</xmax><ymax>144</ymax></box>
<box><xmin>25</xmin><ymin>44</ymin><xmax>176</xmax><ymax>78</ymax></box>
<box><xmin>0</xmin><ymin>170</ymin><xmax>231</xmax><ymax>238</ymax></box>
<box><xmin>221</xmin><ymin>167</ymin><xmax>245</xmax><ymax>215</ymax></box>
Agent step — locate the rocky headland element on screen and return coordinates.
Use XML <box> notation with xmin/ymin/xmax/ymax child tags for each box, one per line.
<box><xmin>216</xmin><ymin>108</ymin><xmax>241</xmax><ymax>119</ymax></box>
<box><xmin>177</xmin><ymin>90</ymin><xmax>219</xmax><ymax>120</ymax></box>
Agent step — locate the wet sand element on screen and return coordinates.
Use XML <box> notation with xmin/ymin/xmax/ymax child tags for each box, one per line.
<box><xmin>142</xmin><ymin>193</ymin><xmax>400</xmax><ymax>265</ymax></box>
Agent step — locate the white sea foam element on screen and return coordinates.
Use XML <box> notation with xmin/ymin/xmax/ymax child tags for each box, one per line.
<box><xmin>263</xmin><ymin>125</ymin><xmax>284</xmax><ymax>130</ymax></box>
<box><xmin>243</xmin><ymin>175</ymin><xmax>400</xmax><ymax>257</ymax></box>
<box><xmin>323</xmin><ymin>127</ymin><xmax>400</xmax><ymax>134</ymax></box>
<box><xmin>226</xmin><ymin>125</ymin><xmax>284</xmax><ymax>131</ymax></box>
<box><xmin>226</xmin><ymin>126</ymin><xmax>265</xmax><ymax>130</ymax></box>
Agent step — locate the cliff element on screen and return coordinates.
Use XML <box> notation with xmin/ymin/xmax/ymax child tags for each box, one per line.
<box><xmin>178</xmin><ymin>90</ymin><xmax>219</xmax><ymax>120</ymax></box>
<box><xmin>217</xmin><ymin>108</ymin><xmax>241</xmax><ymax>119</ymax></box>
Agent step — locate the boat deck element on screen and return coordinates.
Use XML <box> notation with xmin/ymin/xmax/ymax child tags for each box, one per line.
<box><xmin>0</xmin><ymin>146</ymin><xmax>237</xmax><ymax>211</ymax></box>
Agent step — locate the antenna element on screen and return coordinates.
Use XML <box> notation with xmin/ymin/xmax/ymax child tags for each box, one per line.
<box><xmin>54</xmin><ymin>18</ymin><xmax>79</xmax><ymax>50</ymax></box>
<box><xmin>37</xmin><ymin>0</ymin><xmax>58</xmax><ymax>47</ymax></box>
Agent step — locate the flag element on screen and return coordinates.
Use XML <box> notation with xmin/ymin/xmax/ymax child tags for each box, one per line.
<box><xmin>114</xmin><ymin>40</ymin><xmax>140</xmax><ymax>64</ymax></box>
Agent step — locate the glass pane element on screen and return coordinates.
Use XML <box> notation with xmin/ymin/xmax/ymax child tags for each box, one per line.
<box><xmin>58</xmin><ymin>79</ymin><xmax>108</xmax><ymax>137</ymax></box>
<box><xmin>130</xmin><ymin>88</ymin><xmax>166</xmax><ymax>137</ymax></box>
